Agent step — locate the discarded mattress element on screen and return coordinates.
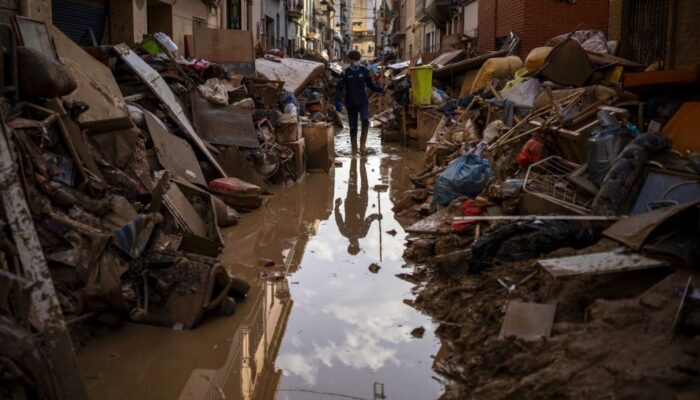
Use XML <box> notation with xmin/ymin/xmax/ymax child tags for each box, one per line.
<box><xmin>255</xmin><ymin>57</ymin><xmax>324</xmax><ymax>95</ymax></box>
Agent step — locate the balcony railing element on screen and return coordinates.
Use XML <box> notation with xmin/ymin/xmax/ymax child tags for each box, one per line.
<box><xmin>415</xmin><ymin>0</ymin><xmax>429</xmax><ymax>22</ymax></box>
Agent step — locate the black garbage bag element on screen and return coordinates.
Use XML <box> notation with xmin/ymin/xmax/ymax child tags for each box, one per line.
<box><xmin>17</xmin><ymin>46</ymin><xmax>77</xmax><ymax>98</ymax></box>
<box><xmin>467</xmin><ymin>220</ymin><xmax>596</xmax><ymax>273</ymax></box>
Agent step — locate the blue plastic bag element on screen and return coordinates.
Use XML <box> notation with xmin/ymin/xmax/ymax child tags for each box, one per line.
<box><xmin>432</xmin><ymin>154</ymin><xmax>493</xmax><ymax>210</ymax></box>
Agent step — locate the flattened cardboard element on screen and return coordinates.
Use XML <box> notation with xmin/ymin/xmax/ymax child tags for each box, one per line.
<box><xmin>500</xmin><ymin>301</ymin><xmax>556</xmax><ymax>341</ymax></box>
<box><xmin>193</xmin><ymin>27</ymin><xmax>255</xmax><ymax>76</ymax></box>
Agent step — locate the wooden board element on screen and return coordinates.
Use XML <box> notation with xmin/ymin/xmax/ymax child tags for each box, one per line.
<box><xmin>538</xmin><ymin>250</ymin><xmax>666</xmax><ymax>278</ymax></box>
<box><xmin>144</xmin><ymin>111</ymin><xmax>206</xmax><ymax>187</ymax></box>
<box><xmin>193</xmin><ymin>27</ymin><xmax>254</xmax><ymax>63</ymax></box>
<box><xmin>49</xmin><ymin>25</ymin><xmax>127</xmax><ymax>123</ymax></box>
<box><xmin>193</xmin><ymin>27</ymin><xmax>255</xmax><ymax>75</ymax></box>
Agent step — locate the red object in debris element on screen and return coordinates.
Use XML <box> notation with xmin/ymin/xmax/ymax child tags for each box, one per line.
<box><xmin>452</xmin><ymin>220</ymin><xmax>476</xmax><ymax>233</ymax></box>
<box><xmin>517</xmin><ymin>139</ymin><xmax>544</xmax><ymax>170</ymax></box>
<box><xmin>208</xmin><ymin>177</ymin><xmax>262</xmax><ymax>197</ymax></box>
<box><xmin>266</xmin><ymin>48</ymin><xmax>285</xmax><ymax>58</ymax></box>
<box><xmin>461</xmin><ymin>199</ymin><xmax>483</xmax><ymax>216</ymax></box>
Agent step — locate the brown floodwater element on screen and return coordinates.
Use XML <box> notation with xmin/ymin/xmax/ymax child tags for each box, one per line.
<box><xmin>78</xmin><ymin>127</ymin><xmax>444</xmax><ymax>400</ymax></box>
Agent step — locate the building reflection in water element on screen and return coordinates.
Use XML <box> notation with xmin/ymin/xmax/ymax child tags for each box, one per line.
<box><xmin>178</xmin><ymin>171</ymin><xmax>335</xmax><ymax>400</ymax></box>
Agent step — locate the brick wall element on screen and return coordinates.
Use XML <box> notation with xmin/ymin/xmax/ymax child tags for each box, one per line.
<box><xmin>478</xmin><ymin>0</ymin><xmax>609</xmax><ymax>59</ymax></box>
<box><xmin>521</xmin><ymin>0</ymin><xmax>608</xmax><ymax>59</ymax></box>
<box><xmin>477</xmin><ymin>0</ymin><xmax>496</xmax><ymax>54</ymax></box>
<box><xmin>671</xmin><ymin>0</ymin><xmax>700</xmax><ymax>67</ymax></box>
<box><xmin>608</xmin><ymin>0</ymin><xmax>623</xmax><ymax>41</ymax></box>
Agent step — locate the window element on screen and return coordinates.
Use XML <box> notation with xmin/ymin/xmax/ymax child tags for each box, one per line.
<box><xmin>228</xmin><ymin>0</ymin><xmax>242</xmax><ymax>29</ymax></box>
<box><xmin>193</xmin><ymin>17</ymin><xmax>207</xmax><ymax>29</ymax></box>
<box><xmin>368</xmin><ymin>45</ymin><xmax>373</xmax><ymax>53</ymax></box>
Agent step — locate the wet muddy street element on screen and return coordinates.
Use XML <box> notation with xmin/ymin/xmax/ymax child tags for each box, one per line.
<box><xmin>78</xmin><ymin>127</ymin><xmax>444</xmax><ymax>400</ymax></box>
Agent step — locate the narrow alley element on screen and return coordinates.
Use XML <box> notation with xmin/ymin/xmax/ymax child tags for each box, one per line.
<box><xmin>1</xmin><ymin>1</ymin><xmax>699</xmax><ymax>400</ymax></box>
<box><xmin>77</xmin><ymin>128</ymin><xmax>444</xmax><ymax>400</ymax></box>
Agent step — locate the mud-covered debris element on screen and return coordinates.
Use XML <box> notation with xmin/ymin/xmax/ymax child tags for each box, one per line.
<box><xmin>411</xmin><ymin>326</ymin><xmax>425</xmax><ymax>338</ymax></box>
<box><xmin>387</xmin><ymin>229</ymin><xmax>397</xmax><ymax>236</ymax></box>
<box><xmin>369</xmin><ymin>263</ymin><xmax>381</xmax><ymax>273</ymax></box>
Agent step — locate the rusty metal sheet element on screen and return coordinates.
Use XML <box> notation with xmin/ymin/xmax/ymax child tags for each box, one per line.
<box><xmin>191</xmin><ymin>93</ymin><xmax>259</xmax><ymax>148</ymax></box>
<box><xmin>113</xmin><ymin>43</ymin><xmax>227</xmax><ymax>177</ymax></box>
<box><xmin>538</xmin><ymin>250</ymin><xmax>666</xmax><ymax>278</ymax></box>
<box><xmin>499</xmin><ymin>301</ymin><xmax>556</xmax><ymax>341</ymax></box>
<box><xmin>144</xmin><ymin>111</ymin><xmax>206</xmax><ymax>187</ymax></box>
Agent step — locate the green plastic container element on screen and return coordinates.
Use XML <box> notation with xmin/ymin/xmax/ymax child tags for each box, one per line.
<box><xmin>409</xmin><ymin>65</ymin><xmax>434</xmax><ymax>105</ymax></box>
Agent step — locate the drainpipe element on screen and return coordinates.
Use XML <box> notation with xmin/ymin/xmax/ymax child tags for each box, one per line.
<box><xmin>247</xmin><ymin>0</ymin><xmax>253</xmax><ymax>32</ymax></box>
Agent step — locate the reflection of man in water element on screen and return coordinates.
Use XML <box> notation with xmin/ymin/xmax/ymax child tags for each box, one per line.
<box><xmin>334</xmin><ymin>157</ymin><xmax>381</xmax><ymax>255</ymax></box>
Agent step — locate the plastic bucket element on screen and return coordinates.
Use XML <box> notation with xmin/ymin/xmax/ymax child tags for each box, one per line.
<box><xmin>409</xmin><ymin>66</ymin><xmax>433</xmax><ymax>105</ymax></box>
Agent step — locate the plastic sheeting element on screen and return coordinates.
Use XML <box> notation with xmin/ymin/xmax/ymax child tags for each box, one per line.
<box><xmin>432</xmin><ymin>153</ymin><xmax>493</xmax><ymax>209</ymax></box>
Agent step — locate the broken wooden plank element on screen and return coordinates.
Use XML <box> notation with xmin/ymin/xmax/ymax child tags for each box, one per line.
<box><xmin>113</xmin><ymin>43</ymin><xmax>227</xmax><ymax>177</ymax></box>
<box><xmin>538</xmin><ymin>250</ymin><xmax>666</xmax><ymax>278</ymax></box>
<box><xmin>499</xmin><ymin>301</ymin><xmax>556</xmax><ymax>341</ymax></box>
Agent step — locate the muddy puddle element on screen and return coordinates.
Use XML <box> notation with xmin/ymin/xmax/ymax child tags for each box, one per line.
<box><xmin>78</xmin><ymin>127</ymin><xmax>443</xmax><ymax>400</ymax></box>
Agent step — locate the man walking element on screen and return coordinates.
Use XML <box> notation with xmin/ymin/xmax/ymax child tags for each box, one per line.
<box><xmin>335</xmin><ymin>50</ymin><xmax>384</xmax><ymax>154</ymax></box>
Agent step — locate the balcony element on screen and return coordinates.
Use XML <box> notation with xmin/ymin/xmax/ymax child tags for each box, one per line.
<box><xmin>287</xmin><ymin>0</ymin><xmax>303</xmax><ymax>20</ymax></box>
<box><xmin>415</xmin><ymin>0</ymin><xmax>429</xmax><ymax>22</ymax></box>
<box><xmin>425</xmin><ymin>0</ymin><xmax>450</xmax><ymax>24</ymax></box>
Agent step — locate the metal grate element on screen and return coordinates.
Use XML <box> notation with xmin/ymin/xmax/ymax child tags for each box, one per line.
<box><xmin>523</xmin><ymin>156</ymin><xmax>594</xmax><ymax>215</ymax></box>
<box><xmin>623</xmin><ymin>0</ymin><xmax>669</xmax><ymax>66</ymax></box>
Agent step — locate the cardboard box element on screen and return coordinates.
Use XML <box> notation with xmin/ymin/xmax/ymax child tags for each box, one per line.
<box><xmin>302</xmin><ymin>122</ymin><xmax>334</xmax><ymax>172</ymax></box>
<box><xmin>279</xmin><ymin>137</ymin><xmax>306</xmax><ymax>179</ymax></box>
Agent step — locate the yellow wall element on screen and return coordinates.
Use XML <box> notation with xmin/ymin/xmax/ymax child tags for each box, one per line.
<box><xmin>171</xmin><ymin>0</ymin><xmax>223</xmax><ymax>50</ymax></box>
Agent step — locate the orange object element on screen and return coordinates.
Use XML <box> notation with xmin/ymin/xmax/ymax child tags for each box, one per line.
<box><xmin>663</xmin><ymin>101</ymin><xmax>700</xmax><ymax>153</ymax></box>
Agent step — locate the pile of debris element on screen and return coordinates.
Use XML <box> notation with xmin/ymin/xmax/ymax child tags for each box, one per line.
<box><xmin>0</xmin><ymin>18</ymin><xmax>339</xmax><ymax>397</ymax></box>
<box><xmin>387</xmin><ymin>29</ymin><xmax>700</xmax><ymax>398</ymax></box>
